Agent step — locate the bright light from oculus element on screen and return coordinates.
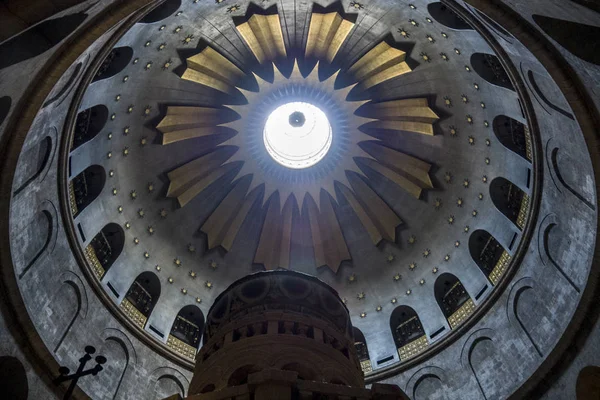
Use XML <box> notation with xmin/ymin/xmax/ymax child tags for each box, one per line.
<box><xmin>263</xmin><ymin>102</ymin><xmax>332</xmax><ymax>169</ymax></box>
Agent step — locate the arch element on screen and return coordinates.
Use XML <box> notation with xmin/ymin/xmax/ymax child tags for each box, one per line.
<box><xmin>427</xmin><ymin>2</ymin><xmax>473</xmax><ymax>30</ymax></box>
<box><xmin>87</xmin><ymin>223</ymin><xmax>125</xmax><ymax>278</ymax></box>
<box><xmin>140</xmin><ymin>0</ymin><xmax>182</xmax><ymax>23</ymax></box>
<box><xmin>282</xmin><ymin>362</ymin><xmax>317</xmax><ymax>380</ymax></box>
<box><xmin>577</xmin><ymin>366</ymin><xmax>600</xmax><ymax>400</ymax></box>
<box><xmin>492</xmin><ymin>115</ymin><xmax>529</xmax><ymax>160</ymax></box>
<box><xmin>46</xmin><ymin>279</ymin><xmax>83</xmax><ymax>353</ymax></box>
<box><xmin>44</xmin><ymin>61</ymin><xmax>84</xmax><ymax>108</ymax></box>
<box><xmin>390</xmin><ymin>305</ymin><xmax>426</xmax><ymax>360</ymax></box>
<box><xmin>227</xmin><ymin>364</ymin><xmax>260</xmax><ymax>387</ymax></box>
<box><xmin>473</xmin><ymin>9</ymin><xmax>512</xmax><ymax>39</ymax></box>
<box><xmin>413</xmin><ymin>374</ymin><xmax>445</xmax><ymax>400</ymax></box>
<box><xmin>464</xmin><ymin>331</ymin><xmax>512</xmax><ymax>400</ymax></box>
<box><xmin>0</xmin><ymin>357</ymin><xmax>28</xmax><ymax>400</ymax></box>
<box><xmin>15</xmin><ymin>209</ymin><xmax>52</xmax><ymax>279</ymax></box>
<box><xmin>353</xmin><ymin>327</ymin><xmax>372</xmax><ymax>373</ymax></box>
<box><xmin>0</xmin><ymin>96</ymin><xmax>11</xmax><ymax>126</ymax></box>
<box><xmin>123</xmin><ymin>271</ymin><xmax>161</xmax><ymax>325</ymax></box>
<box><xmin>96</xmin><ymin>336</ymin><xmax>130</xmax><ymax>400</ymax></box>
<box><xmin>199</xmin><ymin>384</ymin><xmax>215</xmax><ymax>394</ymax></box>
<box><xmin>71</xmin><ymin>165</ymin><xmax>106</xmax><ymax>216</ymax></box>
<box><xmin>169</xmin><ymin>305</ymin><xmax>205</xmax><ymax>350</ymax></box>
<box><xmin>532</xmin><ymin>15</ymin><xmax>600</xmax><ymax>66</ymax></box>
<box><xmin>0</xmin><ymin>11</ymin><xmax>88</xmax><ymax>70</ymax></box>
<box><xmin>489</xmin><ymin>177</ymin><xmax>527</xmax><ymax>228</ymax></box>
<box><xmin>506</xmin><ymin>277</ymin><xmax>542</xmax><ymax>357</ymax></box>
<box><xmin>406</xmin><ymin>366</ymin><xmax>449</xmax><ymax>400</ymax></box>
<box><xmin>92</xmin><ymin>46</ymin><xmax>134</xmax><ymax>82</ymax></box>
<box><xmin>434</xmin><ymin>273</ymin><xmax>473</xmax><ymax>329</ymax></box>
<box><xmin>13</xmin><ymin>135</ymin><xmax>52</xmax><ymax>195</ymax></box>
<box><xmin>154</xmin><ymin>375</ymin><xmax>185</xmax><ymax>399</ymax></box>
<box><xmin>72</xmin><ymin>104</ymin><xmax>109</xmax><ymax>150</ymax></box>
<box><xmin>148</xmin><ymin>367</ymin><xmax>189</xmax><ymax>398</ymax></box>
<box><xmin>468</xmin><ymin>229</ymin><xmax>508</xmax><ymax>281</ymax></box>
<box><xmin>470</xmin><ymin>53</ymin><xmax>514</xmax><ymax>90</ymax></box>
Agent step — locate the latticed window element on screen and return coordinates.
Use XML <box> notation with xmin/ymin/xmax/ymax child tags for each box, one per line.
<box><xmin>354</xmin><ymin>341</ymin><xmax>369</xmax><ymax>362</ymax></box>
<box><xmin>95</xmin><ymin>49</ymin><xmax>118</xmax><ymax>79</ymax></box>
<box><xmin>125</xmin><ymin>281</ymin><xmax>153</xmax><ymax>317</ymax></box>
<box><xmin>442</xmin><ymin>281</ymin><xmax>469</xmax><ymax>317</ymax></box>
<box><xmin>89</xmin><ymin>231</ymin><xmax>112</xmax><ymax>269</ymax></box>
<box><xmin>171</xmin><ymin>315</ymin><xmax>201</xmax><ymax>348</ymax></box>
<box><xmin>394</xmin><ymin>316</ymin><xmax>425</xmax><ymax>348</ymax></box>
<box><xmin>483</xmin><ymin>53</ymin><xmax>511</xmax><ymax>87</ymax></box>
<box><xmin>73</xmin><ymin>108</ymin><xmax>92</xmax><ymax>149</ymax></box>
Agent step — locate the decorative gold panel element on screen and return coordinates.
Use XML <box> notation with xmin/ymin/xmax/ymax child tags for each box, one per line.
<box><xmin>364</xmin><ymin>98</ymin><xmax>439</xmax><ymax>136</ymax></box>
<box><xmin>181</xmin><ymin>46</ymin><xmax>245</xmax><ymax>95</ymax></box>
<box><xmin>305</xmin><ymin>192</ymin><xmax>350</xmax><ymax>273</ymax></box>
<box><xmin>120</xmin><ymin>298</ymin><xmax>147</xmax><ymax>329</ymax></box>
<box><xmin>166</xmin><ymin>148</ymin><xmax>238</xmax><ymax>207</ymax></box>
<box><xmin>84</xmin><ymin>244</ymin><xmax>104</xmax><ymax>280</ymax></box>
<box><xmin>254</xmin><ymin>194</ymin><xmax>295</xmax><ymax>270</ymax></box>
<box><xmin>305</xmin><ymin>11</ymin><xmax>355</xmax><ymax>63</ymax></box>
<box><xmin>524</xmin><ymin>126</ymin><xmax>533</xmax><ymax>161</ymax></box>
<box><xmin>236</xmin><ymin>13</ymin><xmax>286</xmax><ymax>64</ymax></box>
<box><xmin>69</xmin><ymin>181</ymin><xmax>78</xmax><ymax>216</ymax></box>
<box><xmin>201</xmin><ymin>177</ymin><xmax>261</xmax><ymax>251</ymax></box>
<box><xmin>338</xmin><ymin>173</ymin><xmax>402</xmax><ymax>245</ymax></box>
<box><xmin>348</xmin><ymin>41</ymin><xmax>412</xmax><ymax>91</ymax></box>
<box><xmin>360</xmin><ymin>142</ymin><xmax>433</xmax><ymax>199</ymax></box>
<box><xmin>517</xmin><ymin>193</ymin><xmax>530</xmax><ymax>230</ymax></box>
<box><xmin>489</xmin><ymin>250</ymin><xmax>512</xmax><ymax>286</ymax></box>
<box><xmin>360</xmin><ymin>359</ymin><xmax>373</xmax><ymax>374</ymax></box>
<box><xmin>397</xmin><ymin>334</ymin><xmax>429</xmax><ymax>361</ymax></box>
<box><xmin>448</xmin><ymin>298</ymin><xmax>475</xmax><ymax>329</ymax></box>
<box><xmin>167</xmin><ymin>334</ymin><xmax>197</xmax><ymax>360</ymax></box>
<box><xmin>157</xmin><ymin>106</ymin><xmax>229</xmax><ymax>145</ymax></box>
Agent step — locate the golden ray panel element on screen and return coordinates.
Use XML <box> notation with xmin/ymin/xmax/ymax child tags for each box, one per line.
<box><xmin>348</xmin><ymin>41</ymin><xmax>412</xmax><ymax>91</ymax></box>
<box><xmin>157</xmin><ymin>106</ymin><xmax>231</xmax><ymax>144</ymax></box>
<box><xmin>236</xmin><ymin>13</ymin><xmax>287</xmax><ymax>64</ymax></box>
<box><xmin>305</xmin><ymin>192</ymin><xmax>350</xmax><ymax>273</ymax></box>
<box><xmin>160</xmin><ymin>9</ymin><xmax>440</xmax><ymax>273</ymax></box>
<box><xmin>305</xmin><ymin>11</ymin><xmax>355</xmax><ymax>63</ymax></box>
<box><xmin>201</xmin><ymin>176</ymin><xmax>262</xmax><ymax>251</ymax></box>
<box><xmin>181</xmin><ymin>46</ymin><xmax>245</xmax><ymax>95</ymax></box>
<box><xmin>363</xmin><ymin>98</ymin><xmax>439</xmax><ymax>136</ymax></box>
<box><xmin>254</xmin><ymin>194</ymin><xmax>295</xmax><ymax>270</ymax></box>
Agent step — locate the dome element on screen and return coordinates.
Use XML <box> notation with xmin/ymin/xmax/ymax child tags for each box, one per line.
<box><xmin>1</xmin><ymin>1</ymin><xmax>599</xmax><ymax>399</ymax></box>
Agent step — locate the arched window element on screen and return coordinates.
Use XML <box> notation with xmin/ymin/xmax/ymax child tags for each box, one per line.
<box><xmin>140</xmin><ymin>0</ymin><xmax>182</xmax><ymax>23</ymax></box>
<box><xmin>121</xmin><ymin>272</ymin><xmax>161</xmax><ymax>329</ymax></box>
<box><xmin>532</xmin><ymin>15</ymin><xmax>600</xmax><ymax>66</ymax></box>
<box><xmin>576</xmin><ymin>366</ymin><xmax>600</xmax><ymax>400</ymax></box>
<box><xmin>490</xmin><ymin>177</ymin><xmax>528</xmax><ymax>230</ymax></box>
<box><xmin>92</xmin><ymin>47</ymin><xmax>133</xmax><ymax>82</ymax></box>
<box><xmin>434</xmin><ymin>273</ymin><xmax>474</xmax><ymax>329</ymax></box>
<box><xmin>227</xmin><ymin>365</ymin><xmax>260</xmax><ymax>387</ymax></box>
<box><xmin>469</xmin><ymin>230</ymin><xmax>510</xmax><ymax>285</ymax></box>
<box><xmin>492</xmin><ymin>115</ymin><xmax>530</xmax><ymax>161</ymax></box>
<box><xmin>390</xmin><ymin>306</ymin><xmax>428</xmax><ymax>361</ymax></box>
<box><xmin>0</xmin><ymin>96</ymin><xmax>11</xmax><ymax>126</ymax></box>
<box><xmin>352</xmin><ymin>327</ymin><xmax>372</xmax><ymax>373</ymax></box>
<box><xmin>167</xmin><ymin>305</ymin><xmax>205</xmax><ymax>360</ymax></box>
<box><xmin>470</xmin><ymin>53</ymin><xmax>514</xmax><ymax>91</ymax></box>
<box><xmin>69</xmin><ymin>165</ymin><xmax>106</xmax><ymax>217</ymax></box>
<box><xmin>85</xmin><ymin>223</ymin><xmax>124</xmax><ymax>279</ymax></box>
<box><xmin>0</xmin><ymin>357</ymin><xmax>28</xmax><ymax>400</ymax></box>
<box><xmin>427</xmin><ymin>2</ymin><xmax>473</xmax><ymax>30</ymax></box>
<box><xmin>72</xmin><ymin>105</ymin><xmax>108</xmax><ymax>150</ymax></box>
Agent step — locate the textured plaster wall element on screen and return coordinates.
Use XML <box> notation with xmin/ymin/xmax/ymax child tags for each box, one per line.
<box><xmin>0</xmin><ymin>0</ymin><xmax>599</xmax><ymax>399</ymax></box>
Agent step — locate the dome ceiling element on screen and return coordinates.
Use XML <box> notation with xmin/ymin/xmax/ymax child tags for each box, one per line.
<box><xmin>66</xmin><ymin>0</ymin><xmax>534</xmax><ymax>370</ymax></box>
